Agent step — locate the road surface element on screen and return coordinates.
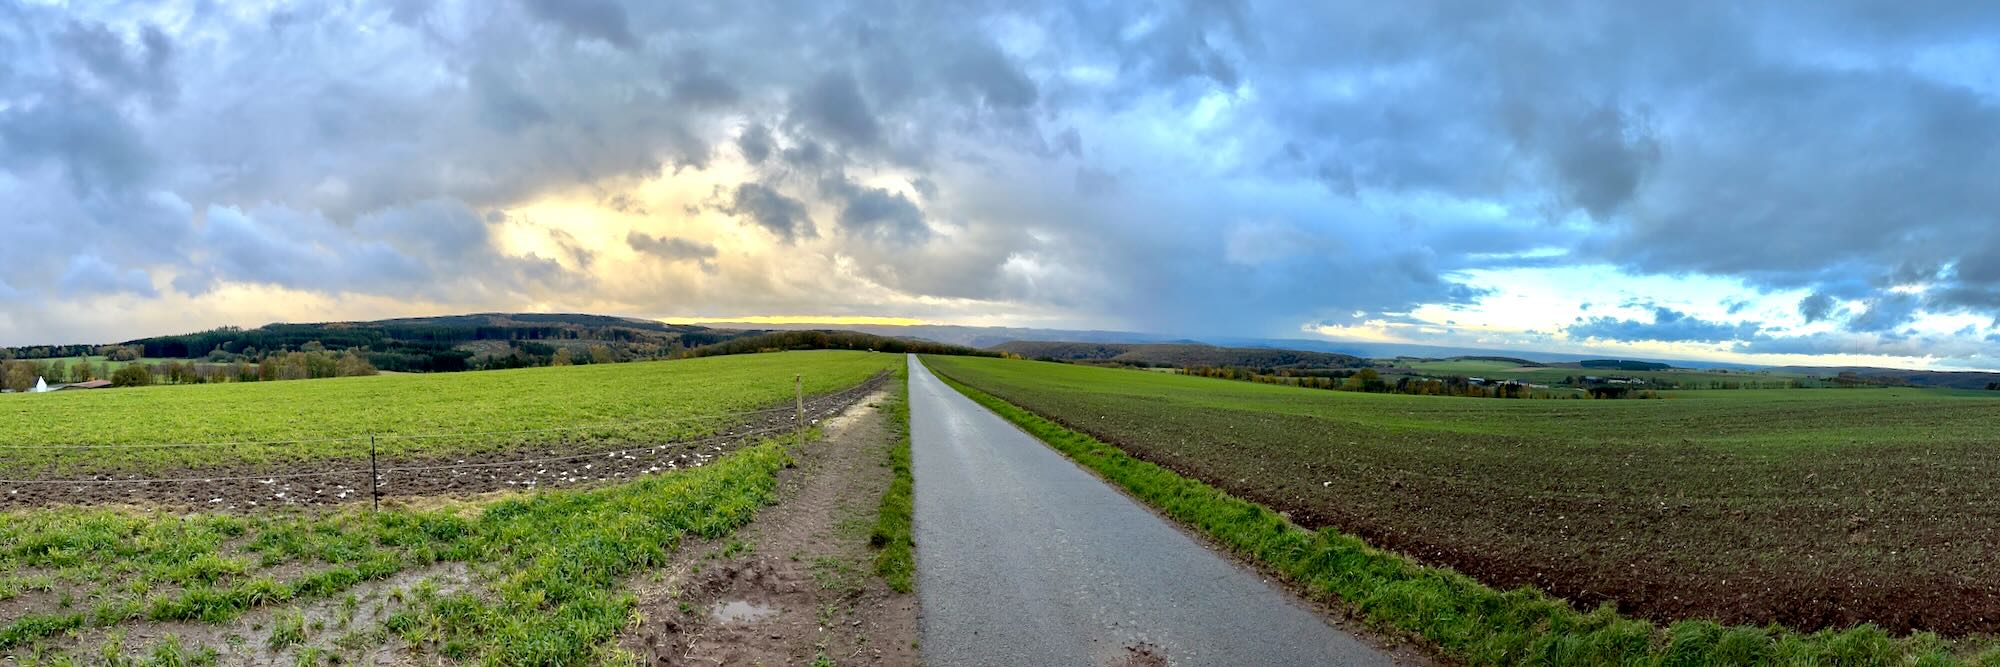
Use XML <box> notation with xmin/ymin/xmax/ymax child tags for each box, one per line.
<box><xmin>908</xmin><ymin>355</ymin><xmax>1401</xmax><ymax>666</ymax></box>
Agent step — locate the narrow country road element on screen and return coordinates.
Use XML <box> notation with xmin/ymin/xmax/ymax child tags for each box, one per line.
<box><xmin>907</xmin><ymin>355</ymin><xmax>1401</xmax><ymax>666</ymax></box>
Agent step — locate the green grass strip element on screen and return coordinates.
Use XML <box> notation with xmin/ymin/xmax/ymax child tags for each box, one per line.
<box><xmin>869</xmin><ymin>368</ymin><xmax>915</xmax><ymax>593</ymax></box>
<box><xmin>930</xmin><ymin>367</ymin><xmax>1995</xmax><ymax>667</ymax></box>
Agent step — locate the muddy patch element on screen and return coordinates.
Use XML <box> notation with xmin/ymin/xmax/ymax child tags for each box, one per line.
<box><xmin>709</xmin><ymin>599</ymin><xmax>778</xmax><ymax>624</ymax></box>
<box><xmin>1107</xmin><ymin>642</ymin><xmax>1168</xmax><ymax>667</ymax></box>
<box><xmin>619</xmin><ymin>387</ymin><xmax>919</xmax><ymax>666</ymax></box>
<box><xmin>29</xmin><ymin>562</ymin><xmax>473</xmax><ymax>666</ymax></box>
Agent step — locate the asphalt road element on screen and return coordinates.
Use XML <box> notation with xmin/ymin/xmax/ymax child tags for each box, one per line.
<box><xmin>908</xmin><ymin>355</ymin><xmax>1400</xmax><ymax>667</ymax></box>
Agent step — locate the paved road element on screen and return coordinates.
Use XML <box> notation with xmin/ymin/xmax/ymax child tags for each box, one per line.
<box><xmin>908</xmin><ymin>355</ymin><xmax>1399</xmax><ymax>667</ymax></box>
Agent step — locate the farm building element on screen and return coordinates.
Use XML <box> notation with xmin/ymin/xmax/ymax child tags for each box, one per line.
<box><xmin>55</xmin><ymin>380</ymin><xmax>111</xmax><ymax>391</ymax></box>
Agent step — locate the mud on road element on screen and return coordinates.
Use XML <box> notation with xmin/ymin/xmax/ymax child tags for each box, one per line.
<box><xmin>0</xmin><ymin>373</ymin><xmax>891</xmax><ymax>511</ymax></box>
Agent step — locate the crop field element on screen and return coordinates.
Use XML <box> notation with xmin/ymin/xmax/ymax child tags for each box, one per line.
<box><xmin>1392</xmin><ymin>359</ymin><xmax>1806</xmax><ymax>387</ymax></box>
<box><xmin>922</xmin><ymin>355</ymin><xmax>2000</xmax><ymax>635</ymax></box>
<box><xmin>1395</xmin><ymin>359</ymin><xmax>1541</xmax><ymax>375</ymax></box>
<box><xmin>0</xmin><ymin>350</ymin><xmax>906</xmax><ymax>663</ymax></box>
<box><xmin>0</xmin><ymin>350</ymin><xmax>899</xmax><ymax>473</ymax></box>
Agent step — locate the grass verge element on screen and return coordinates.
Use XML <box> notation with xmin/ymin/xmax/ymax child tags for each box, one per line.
<box><xmin>868</xmin><ymin>368</ymin><xmax>915</xmax><ymax>593</ymax></box>
<box><xmin>929</xmin><ymin>368</ymin><xmax>1995</xmax><ymax>667</ymax></box>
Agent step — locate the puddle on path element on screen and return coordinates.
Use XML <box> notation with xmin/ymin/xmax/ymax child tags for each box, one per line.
<box><xmin>709</xmin><ymin>599</ymin><xmax>778</xmax><ymax>624</ymax></box>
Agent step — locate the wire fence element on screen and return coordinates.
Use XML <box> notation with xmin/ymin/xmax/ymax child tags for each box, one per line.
<box><xmin>0</xmin><ymin>372</ymin><xmax>889</xmax><ymax>508</ymax></box>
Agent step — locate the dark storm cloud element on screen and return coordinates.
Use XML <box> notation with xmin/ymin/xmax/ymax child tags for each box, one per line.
<box><xmin>627</xmin><ymin>233</ymin><xmax>718</xmax><ymax>264</ymax></box>
<box><xmin>1566</xmin><ymin>308</ymin><xmax>1764</xmax><ymax>344</ymax></box>
<box><xmin>736</xmin><ymin>124</ymin><xmax>775</xmax><ymax>164</ymax></box>
<box><xmin>1845</xmin><ymin>293</ymin><xmax>1922</xmax><ymax>334</ymax></box>
<box><xmin>947</xmin><ymin>41</ymin><xmax>1039</xmax><ymax>110</ymax></box>
<box><xmin>0</xmin><ymin>88</ymin><xmax>155</xmax><ymax>194</ymax></box>
<box><xmin>827</xmin><ymin>179</ymin><xmax>930</xmax><ymax>243</ymax></box>
<box><xmin>791</xmin><ymin>70</ymin><xmax>881</xmax><ymax>149</ymax></box>
<box><xmin>718</xmin><ymin>183</ymin><xmax>815</xmax><ymax>243</ymax></box>
<box><xmin>1799</xmin><ymin>293</ymin><xmax>1838</xmax><ymax>323</ymax></box>
<box><xmin>55</xmin><ymin>19</ymin><xmax>176</xmax><ymax>107</ymax></box>
<box><xmin>518</xmin><ymin>0</ymin><xmax>636</xmax><ymax>49</ymax></box>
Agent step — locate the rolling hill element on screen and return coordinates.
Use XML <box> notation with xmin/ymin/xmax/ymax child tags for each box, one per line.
<box><xmin>2</xmin><ymin>313</ymin><xmax>996</xmax><ymax>379</ymax></box>
<box><xmin>991</xmin><ymin>341</ymin><xmax>1365</xmax><ymax>369</ymax></box>
<box><xmin>1767</xmin><ymin>366</ymin><xmax>2000</xmax><ymax>390</ymax></box>
<box><xmin>101</xmin><ymin>313</ymin><xmax>749</xmax><ymax>372</ymax></box>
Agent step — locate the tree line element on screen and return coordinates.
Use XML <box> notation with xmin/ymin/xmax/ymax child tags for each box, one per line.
<box><xmin>0</xmin><ymin>347</ymin><xmax>381</xmax><ymax>393</ymax></box>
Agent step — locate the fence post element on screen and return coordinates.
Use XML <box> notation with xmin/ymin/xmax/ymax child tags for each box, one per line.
<box><xmin>794</xmin><ymin>374</ymin><xmax>805</xmax><ymax>445</ymax></box>
<box><xmin>369</xmin><ymin>433</ymin><xmax>379</xmax><ymax>512</ymax></box>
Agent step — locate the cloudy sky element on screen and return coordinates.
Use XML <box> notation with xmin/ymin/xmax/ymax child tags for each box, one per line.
<box><xmin>3</xmin><ymin>1</ymin><xmax>1999</xmax><ymax>369</ymax></box>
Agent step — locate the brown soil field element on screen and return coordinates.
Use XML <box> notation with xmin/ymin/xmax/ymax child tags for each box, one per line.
<box><xmin>926</xmin><ymin>355</ymin><xmax>2000</xmax><ymax>635</ymax></box>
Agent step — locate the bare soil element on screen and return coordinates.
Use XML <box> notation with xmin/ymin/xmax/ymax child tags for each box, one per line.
<box><xmin>0</xmin><ymin>374</ymin><xmax>888</xmax><ymax>511</ymax></box>
<box><xmin>972</xmin><ymin>391</ymin><xmax>2000</xmax><ymax>635</ymax></box>
<box><xmin>23</xmin><ymin>562</ymin><xmax>471</xmax><ymax>666</ymax></box>
<box><xmin>618</xmin><ymin>388</ymin><xmax>920</xmax><ymax>666</ymax></box>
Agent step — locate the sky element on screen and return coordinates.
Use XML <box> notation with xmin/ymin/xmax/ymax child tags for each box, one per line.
<box><xmin>3</xmin><ymin>1</ymin><xmax>1999</xmax><ymax>369</ymax></box>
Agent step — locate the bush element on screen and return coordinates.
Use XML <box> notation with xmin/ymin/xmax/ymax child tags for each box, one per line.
<box><xmin>111</xmin><ymin>364</ymin><xmax>154</xmax><ymax>387</ymax></box>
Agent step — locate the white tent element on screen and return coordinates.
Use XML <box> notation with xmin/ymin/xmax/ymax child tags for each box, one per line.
<box><xmin>32</xmin><ymin>376</ymin><xmax>48</xmax><ymax>393</ymax></box>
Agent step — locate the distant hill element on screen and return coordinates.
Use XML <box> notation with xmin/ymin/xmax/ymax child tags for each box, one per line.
<box><xmin>991</xmin><ymin>341</ymin><xmax>1364</xmax><ymax>369</ymax></box>
<box><xmin>0</xmin><ymin>313</ymin><xmax>1004</xmax><ymax>387</ymax></box>
<box><xmin>0</xmin><ymin>313</ymin><xmax>763</xmax><ymax>373</ymax></box>
<box><xmin>686</xmin><ymin>322</ymin><xmax>1190</xmax><ymax>349</ymax></box>
<box><xmin>96</xmin><ymin>313</ymin><xmax>754</xmax><ymax>372</ymax></box>
<box><xmin>1768</xmin><ymin>366</ymin><xmax>2000</xmax><ymax>390</ymax></box>
<box><xmin>1576</xmin><ymin>359</ymin><xmax>1674</xmax><ymax>371</ymax></box>
<box><xmin>691</xmin><ymin>322</ymin><xmax>1769</xmax><ymax>370</ymax></box>
<box><xmin>1454</xmin><ymin>356</ymin><xmax>1546</xmax><ymax>367</ymax></box>
<box><xmin>687</xmin><ymin>330</ymin><xmax>999</xmax><ymax>358</ymax></box>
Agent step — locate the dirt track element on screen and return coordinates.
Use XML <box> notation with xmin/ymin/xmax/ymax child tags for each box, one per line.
<box><xmin>620</xmin><ymin>385</ymin><xmax>919</xmax><ymax>665</ymax></box>
<box><xmin>0</xmin><ymin>373</ymin><xmax>889</xmax><ymax>511</ymax></box>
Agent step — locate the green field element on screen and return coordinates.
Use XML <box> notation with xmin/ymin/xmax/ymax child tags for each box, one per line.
<box><xmin>0</xmin><ymin>351</ymin><xmax>899</xmax><ymax>470</ymax></box>
<box><xmin>0</xmin><ymin>350</ymin><xmax>908</xmax><ymax>663</ymax></box>
<box><xmin>922</xmin><ymin>355</ymin><xmax>2000</xmax><ymax>636</ymax></box>
<box><xmin>1392</xmin><ymin>358</ymin><xmax>1808</xmax><ymax>388</ymax></box>
<box><xmin>1397</xmin><ymin>358</ymin><xmax>1541</xmax><ymax>374</ymax></box>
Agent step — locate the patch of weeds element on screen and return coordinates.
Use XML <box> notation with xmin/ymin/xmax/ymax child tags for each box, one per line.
<box><xmin>336</xmin><ymin>594</ymin><xmax>357</xmax><ymax>629</ymax></box>
<box><xmin>810</xmin><ymin>556</ymin><xmax>860</xmax><ymax>594</ymax></box>
<box><xmin>721</xmin><ymin>539</ymin><xmax>751</xmax><ymax>559</ymax></box>
<box><xmin>146</xmin><ymin>635</ymin><xmax>217</xmax><ymax>667</ymax></box>
<box><xmin>269</xmin><ymin>607</ymin><xmax>307</xmax><ymax>649</ymax></box>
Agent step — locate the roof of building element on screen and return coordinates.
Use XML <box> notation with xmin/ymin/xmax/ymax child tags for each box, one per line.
<box><xmin>57</xmin><ymin>380</ymin><xmax>113</xmax><ymax>390</ymax></box>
